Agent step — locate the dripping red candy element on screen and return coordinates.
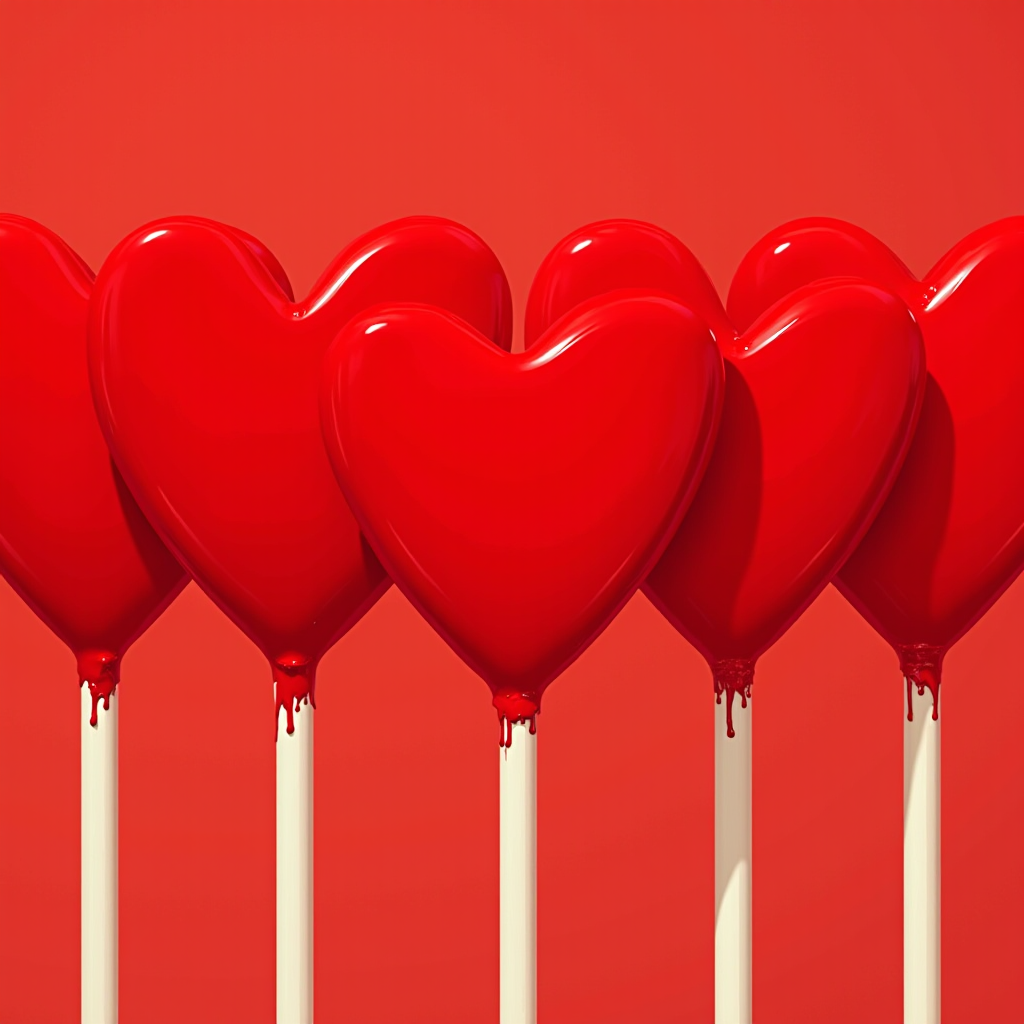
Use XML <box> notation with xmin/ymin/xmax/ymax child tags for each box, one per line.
<box><xmin>712</xmin><ymin>660</ymin><xmax>755</xmax><ymax>739</ymax></box>
<box><xmin>76</xmin><ymin>651</ymin><xmax>121</xmax><ymax>728</ymax></box>
<box><xmin>271</xmin><ymin>655</ymin><xmax>317</xmax><ymax>739</ymax></box>
<box><xmin>898</xmin><ymin>644</ymin><xmax>945</xmax><ymax>722</ymax></box>
<box><xmin>494</xmin><ymin>691</ymin><xmax>540</xmax><ymax>749</ymax></box>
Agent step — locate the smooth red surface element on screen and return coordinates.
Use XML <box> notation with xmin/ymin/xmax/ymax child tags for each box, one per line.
<box><xmin>2</xmin><ymin>4</ymin><xmax>1023</xmax><ymax>1024</ymax></box>
<box><xmin>321</xmin><ymin>295</ymin><xmax>723</xmax><ymax>736</ymax></box>
<box><xmin>0</xmin><ymin>214</ymin><xmax>188</xmax><ymax>707</ymax></box>
<box><xmin>728</xmin><ymin>217</ymin><xmax>1024</xmax><ymax>705</ymax></box>
<box><xmin>528</xmin><ymin>220</ymin><xmax>926</xmax><ymax>731</ymax></box>
<box><xmin>89</xmin><ymin>216</ymin><xmax>512</xmax><ymax>729</ymax></box>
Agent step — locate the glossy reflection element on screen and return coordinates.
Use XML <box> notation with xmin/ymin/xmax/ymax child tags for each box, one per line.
<box><xmin>526</xmin><ymin>220</ymin><xmax>926</xmax><ymax>729</ymax></box>
<box><xmin>728</xmin><ymin>216</ymin><xmax>1024</xmax><ymax>697</ymax></box>
<box><xmin>89</xmin><ymin>216</ymin><xmax>513</xmax><ymax>717</ymax></box>
<box><xmin>0</xmin><ymin>214</ymin><xmax>188</xmax><ymax>693</ymax></box>
<box><xmin>320</xmin><ymin>293</ymin><xmax>724</xmax><ymax>727</ymax></box>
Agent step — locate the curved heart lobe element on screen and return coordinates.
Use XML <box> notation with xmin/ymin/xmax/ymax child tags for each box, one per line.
<box><xmin>90</xmin><ymin>216</ymin><xmax>512</xmax><ymax>731</ymax></box>
<box><xmin>728</xmin><ymin>217</ymin><xmax>1024</xmax><ymax>708</ymax></box>
<box><xmin>321</xmin><ymin>295</ymin><xmax>724</xmax><ymax>741</ymax></box>
<box><xmin>0</xmin><ymin>215</ymin><xmax>188</xmax><ymax>720</ymax></box>
<box><xmin>527</xmin><ymin>221</ymin><xmax>925</xmax><ymax>732</ymax></box>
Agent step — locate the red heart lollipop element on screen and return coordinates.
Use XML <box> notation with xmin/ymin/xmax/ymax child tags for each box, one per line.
<box><xmin>526</xmin><ymin>220</ymin><xmax>926</xmax><ymax>733</ymax></box>
<box><xmin>0</xmin><ymin>215</ymin><xmax>190</xmax><ymax>721</ymax></box>
<box><xmin>727</xmin><ymin>217</ymin><xmax>1024</xmax><ymax>716</ymax></box>
<box><xmin>320</xmin><ymin>294</ymin><xmax>724</xmax><ymax>743</ymax></box>
<box><xmin>89</xmin><ymin>216</ymin><xmax>512</xmax><ymax>733</ymax></box>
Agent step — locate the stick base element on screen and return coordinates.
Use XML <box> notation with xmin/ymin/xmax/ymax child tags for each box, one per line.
<box><xmin>81</xmin><ymin>682</ymin><xmax>118</xmax><ymax>1024</ymax></box>
<box><xmin>715</xmin><ymin>692</ymin><xmax>751</xmax><ymax>1024</ymax></box>
<box><xmin>500</xmin><ymin>719</ymin><xmax>537</xmax><ymax>1024</ymax></box>
<box><xmin>905</xmin><ymin>680</ymin><xmax>940</xmax><ymax>1024</ymax></box>
<box><xmin>276</xmin><ymin>693</ymin><xmax>313</xmax><ymax>1024</ymax></box>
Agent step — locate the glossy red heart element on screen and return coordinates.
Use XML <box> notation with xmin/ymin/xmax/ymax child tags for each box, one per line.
<box><xmin>728</xmin><ymin>217</ymin><xmax>1024</xmax><ymax>712</ymax></box>
<box><xmin>320</xmin><ymin>294</ymin><xmax>724</xmax><ymax>743</ymax></box>
<box><xmin>0</xmin><ymin>215</ymin><xmax>188</xmax><ymax>721</ymax></box>
<box><xmin>526</xmin><ymin>220</ymin><xmax>926</xmax><ymax>733</ymax></box>
<box><xmin>89</xmin><ymin>216</ymin><xmax>512</xmax><ymax>732</ymax></box>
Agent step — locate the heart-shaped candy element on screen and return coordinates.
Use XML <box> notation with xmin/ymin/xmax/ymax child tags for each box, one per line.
<box><xmin>728</xmin><ymin>217</ymin><xmax>1024</xmax><ymax>714</ymax></box>
<box><xmin>0</xmin><ymin>215</ymin><xmax>188</xmax><ymax>721</ymax></box>
<box><xmin>89</xmin><ymin>216</ymin><xmax>512</xmax><ymax>732</ymax></box>
<box><xmin>320</xmin><ymin>294</ymin><xmax>724</xmax><ymax>743</ymax></box>
<box><xmin>526</xmin><ymin>220</ymin><xmax>926</xmax><ymax>733</ymax></box>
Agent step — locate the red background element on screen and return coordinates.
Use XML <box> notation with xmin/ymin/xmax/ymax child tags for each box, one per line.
<box><xmin>1</xmin><ymin>2</ymin><xmax>1023</xmax><ymax>1022</ymax></box>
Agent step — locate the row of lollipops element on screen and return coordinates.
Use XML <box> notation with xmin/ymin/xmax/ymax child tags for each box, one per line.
<box><xmin>1</xmin><ymin>212</ymin><xmax>1022</xmax><ymax>745</ymax></box>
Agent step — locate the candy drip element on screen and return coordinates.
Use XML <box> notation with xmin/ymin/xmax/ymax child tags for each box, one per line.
<box><xmin>77</xmin><ymin>650</ymin><xmax>121</xmax><ymax>727</ymax></box>
<box><xmin>712</xmin><ymin>659</ymin><xmax>754</xmax><ymax>738</ymax></box>
<box><xmin>493</xmin><ymin>691</ymin><xmax>540</xmax><ymax>750</ymax></box>
<box><xmin>272</xmin><ymin>654</ymin><xmax>316</xmax><ymax>739</ymax></box>
<box><xmin>897</xmin><ymin>644</ymin><xmax>945</xmax><ymax>722</ymax></box>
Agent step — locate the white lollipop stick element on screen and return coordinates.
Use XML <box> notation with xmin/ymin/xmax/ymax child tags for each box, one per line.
<box><xmin>904</xmin><ymin>680</ymin><xmax>940</xmax><ymax>1024</ymax></box>
<box><xmin>500</xmin><ymin>719</ymin><xmax>537</xmax><ymax>1024</ymax></box>
<box><xmin>81</xmin><ymin>683</ymin><xmax>118</xmax><ymax>1024</ymax></box>
<box><xmin>715</xmin><ymin>696</ymin><xmax>752</xmax><ymax>1024</ymax></box>
<box><xmin>276</xmin><ymin>695</ymin><xmax>313</xmax><ymax>1024</ymax></box>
